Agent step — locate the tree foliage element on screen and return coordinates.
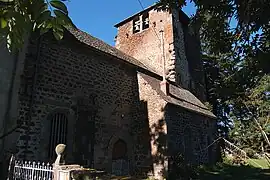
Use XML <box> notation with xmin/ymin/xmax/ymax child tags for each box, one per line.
<box><xmin>0</xmin><ymin>0</ymin><xmax>269</xmax><ymax>153</ymax></box>
<box><xmin>230</xmin><ymin>75</ymin><xmax>270</xmax><ymax>154</ymax></box>
<box><xmin>158</xmin><ymin>0</ymin><xmax>270</xmax><ymax>152</ymax></box>
<box><xmin>0</xmin><ymin>0</ymin><xmax>74</xmax><ymax>51</ymax></box>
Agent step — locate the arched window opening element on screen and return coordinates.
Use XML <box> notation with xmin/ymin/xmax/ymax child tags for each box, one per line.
<box><xmin>48</xmin><ymin>112</ymin><xmax>68</xmax><ymax>161</ymax></box>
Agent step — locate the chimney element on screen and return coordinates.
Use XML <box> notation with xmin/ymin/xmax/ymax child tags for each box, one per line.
<box><xmin>160</xmin><ymin>80</ymin><xmax>169</xmax><ymax>95</ymax></box>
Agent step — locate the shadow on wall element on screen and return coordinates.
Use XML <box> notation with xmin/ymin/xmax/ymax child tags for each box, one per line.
<box><xmin>143</xmin><ymin>104</ymin><xmax>212</xmax><ymax>179</ymax></box>
<box><xmin>138</xmin><ymin>101</ymin><xmax>187</xmax><ymax>179</ymax></box>
<box><xmin>137</xmin><ymin>101</ymin><xmax>169</xmax><ymax>178</ymax></box>
<box><xmin>134</xmin><ymin>100</ymin><xmax>153</xmax><ymax>178</ymax></box>
<box><xmin>149</xmin><ymin>116</ymin><xmax>168</xmax><ymax>178</ymax></box>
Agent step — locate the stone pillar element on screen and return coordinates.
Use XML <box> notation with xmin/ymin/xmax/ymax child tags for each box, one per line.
<box><xmin>53</xmin><ymin>144</ymin><xmax>66</xmax><ymax>180</ymax></box>
<box><xmin>52</xmin><ymin>144</ymin><xmax>107</xmax><ymax>180</ymax></box>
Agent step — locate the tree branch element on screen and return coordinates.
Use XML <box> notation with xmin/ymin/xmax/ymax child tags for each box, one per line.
<box><xmin>243</xmin><ymin>102</ymin><xmax>270</xmax><ymax>148</ymax></box>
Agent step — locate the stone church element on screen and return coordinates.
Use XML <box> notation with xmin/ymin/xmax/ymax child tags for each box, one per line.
<box><xmin>0</xmin><ymin>5</ymin><xmax>216</xmax><ymax>179</ymax></box>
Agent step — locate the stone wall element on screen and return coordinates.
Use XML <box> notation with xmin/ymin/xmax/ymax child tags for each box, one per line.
<box><xmin>0</xmin><ymin>43</ymin><xmax>25</xmax><ymax>158</ymax></box>
<box><xmin>115</xmin><ymin>8</ymin><xmax>174</xmax><ymax>77</ymax></box>
<box><xmin>0</xmin><ymin>38</ymin><xmax>28</xmax><ymax>172</ymax></box>
<box><xmin>165</xmin><ymin>104</ymin><xmax>217</xmax><ymax>165</ymax></box>
<box><xmin>137</xmin><ymin>73</ymin><xmax>217</xmax><ymax>179</ymax></box>
<box><xmin>182</xmin><ymin>22</ymin><xmax>206</xmax><ymax>101</ymax></box>
<box><xmin>0</xmin><ymin>43</ymin><xmax>15</xmax><ymax>138</ymax></box>
<box><xmin>116</xmin><ymin>8</ymin><xmax>205</xmax><ymax>101</ymax></box>
<box><xmin>137</xmin><ymin>74</ymin><xmax>167</xmax><ymax>179</ymax></box>
<box><xmin>15</xmin><ymin>31</ymin><xmax>142</xmax><ymax>174</ymax></box>
<box><xmin>0</xmin><ymin>43</ymin><xmax>18</xmax><ymax>177</ymax></box>
<box><xmin>172</xmin><ymin>9</ymin><xmax>191</xmax><ymax>89</ymax></box>
<box><xmin>0</xmin><ymin>43</ymin><xmax>16</xmax><ymax>159</ymax></box>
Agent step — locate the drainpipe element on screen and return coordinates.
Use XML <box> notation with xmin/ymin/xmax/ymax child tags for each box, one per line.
<box><xmin>159</xmin><ymin>29</ymin><xmax>169</xmax><ymax>95</ymax></box>
<box><xmin>160</xmin><ymin>29</ymin><xmax>166</xmax><ymax>81</ymax></box>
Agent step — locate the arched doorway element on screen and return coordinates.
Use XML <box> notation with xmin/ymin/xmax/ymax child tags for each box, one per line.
<box><xmin>111</xmin><ymin>139</ymin><xmax>129</xmax><ymax>176</ymax></box>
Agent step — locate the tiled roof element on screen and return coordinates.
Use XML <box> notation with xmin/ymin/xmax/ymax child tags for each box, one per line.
<box><xmin>139</xmin><ymin>73</ymin><xmax>216</xmax><ymax>119</ymax></box>
<box><xmin>65</xmin><ymin>27</ymin><xmax>215</xmax><ymax>119</ymax></box>
<box><xmin>66</xmin><ymin>27</ymin><xmax>150</xmax><ymax>70</ymax></box>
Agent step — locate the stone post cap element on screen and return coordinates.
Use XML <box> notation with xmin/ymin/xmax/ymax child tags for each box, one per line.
<box><xmin>55</xmin><ymin>144</ymin><xmax>66</xmax><ymax>155</ymax></box>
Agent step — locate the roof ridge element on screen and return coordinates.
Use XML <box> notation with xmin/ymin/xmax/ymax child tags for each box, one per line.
<box><xmin>65</xmin><ymin>26</ymin><xmax>161</xmax><ymax>74</ymax></box>
<box><xmin>138</xmin><ymin>72</ymin><xmax>216</xmax><ymax>119</ymax></box>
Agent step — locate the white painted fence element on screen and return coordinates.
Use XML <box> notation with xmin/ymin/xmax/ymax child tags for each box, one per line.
<box><xmin>8</xmin><ymin>155</ymin><xmax>53</xmax><ymax>180</ymax></box>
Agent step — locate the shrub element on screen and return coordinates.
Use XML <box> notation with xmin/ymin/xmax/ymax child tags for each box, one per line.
<box><xmin>168</xmin><ymin>153</ymin><xmax>199</xmax><ymax>179</ymax></box>
<box><xmin>243</xmin><ymin>148</ymin><xmax>256</xmax><ymax>158</ymax></box>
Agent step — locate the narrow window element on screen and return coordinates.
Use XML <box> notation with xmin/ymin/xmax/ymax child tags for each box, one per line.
<box><xmin>48</xmin><ymin>112</ymin><xmax>68</xmax><ymax>161</ymax></box>
<box><xmin>133</xmin><ymin>15</ymin><xmax>141</xmax><ymax>34</ymax></box>
<box><xmin>142</xmin><ymin>12</ymin><xmax>149</xmax><ymax>30</ymax></box>
<box><xmin>133</xmin><ymin>12</ymin><xmax>149</xmax><ymax>34</ymax></box>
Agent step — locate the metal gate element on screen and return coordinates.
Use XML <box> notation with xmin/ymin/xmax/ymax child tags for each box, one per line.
<box><xmin>48</xmin><ymin>112</ymin><xmax>68</xmax><ymax>161</ymax></box>
<box><xmin>7</xmin><ymin>155</ymin><xmax>53</xmax><ymax>180</ymax></box>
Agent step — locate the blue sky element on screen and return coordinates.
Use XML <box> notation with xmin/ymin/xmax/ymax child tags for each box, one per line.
<box><xmin>66</xmin><ymin>0</ymin><xmax>196</xmax><ymax>46</ymax></box>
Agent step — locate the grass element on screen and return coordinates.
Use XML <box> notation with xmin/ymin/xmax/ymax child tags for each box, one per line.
<box><xmin>198</xmin><ymin>159</ymin><xmax>270</xmax><ymax>180</ymax></box>
<box><xmin>247</xmin><ymin>158</ymin><xmax>270</xmax><ymax>169</ymax></box>
<box><xmin>103</xmin><ymin>158</ymin><xmax>270</xmax><ymax>180</ymax></box>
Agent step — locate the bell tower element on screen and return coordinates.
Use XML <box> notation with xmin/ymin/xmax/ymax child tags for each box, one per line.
<box><xmin>115</xmin><ymin>5</ymin><xmax>206</xmax><ymax>100</ymax></box>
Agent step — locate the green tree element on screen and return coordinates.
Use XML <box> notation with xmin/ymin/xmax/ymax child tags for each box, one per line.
<box><xmin>158</xmin><ymin>0</ymin><xmax>270</xmax><ymax>150</ymax></box>
<box><xmin>0</xmin><ymin>0</ymin><xmax>74</xmax><ymax>51</ymax></box>
<box><xmin>0</xmin><ymin>0</ymin><xmax>269</xmax><ymax>153</ymax></box>
<box><xmin>230</xmin><ymin>75</ymin><xmax>270</xmax><ymax>154</ymax></box>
